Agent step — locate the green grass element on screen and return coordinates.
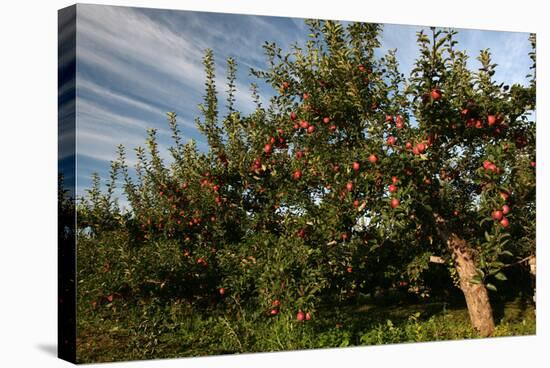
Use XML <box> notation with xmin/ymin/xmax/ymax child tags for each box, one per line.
<box><xmin>76</xmin><ymin>296</ymin><xmax>535</xmax><ymax>363</ymax></box>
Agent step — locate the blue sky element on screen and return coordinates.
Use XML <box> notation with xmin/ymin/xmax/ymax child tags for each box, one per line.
<box><xmin>71</xmin><ymin>4</ymin><xmax>533</xmax><ymax>208</ymax></box>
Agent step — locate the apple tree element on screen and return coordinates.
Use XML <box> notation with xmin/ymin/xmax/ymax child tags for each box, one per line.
<box><xmin>79</xmin><ymin>20</ymin><xmax>535</xmax><ymax>336</ymax></box>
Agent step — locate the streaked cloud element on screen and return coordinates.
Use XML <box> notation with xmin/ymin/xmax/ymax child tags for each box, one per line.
<box><xmin>72</xmin><ymin>4</ymin><xmax>532</xmax><ymax>200</ymax></box>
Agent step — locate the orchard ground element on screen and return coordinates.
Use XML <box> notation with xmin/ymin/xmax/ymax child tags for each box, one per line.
<box><xmin>75</xmin><ymin>234</ymin><xmax>535</xmax><ymax>363</ymax></box>
<box><xmin>77</xmin><ymin>303</ymin><xmax>534</xmax><ymax>362</ymax></box>
<box><xmin>77</xmin><ymin>280</ymin><xmax>535</xmax><ymax>362</ymax></box>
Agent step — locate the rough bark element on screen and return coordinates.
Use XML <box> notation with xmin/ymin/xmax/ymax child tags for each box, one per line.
<box><xmin>448</xmin><ymin>234</ymin><xmax>495</xmax><ymax>337</ymax></box>
<box><xmin>433</xmin><ymin>214</ymin><xmax>495</xmax><ymax>337</ymax></box>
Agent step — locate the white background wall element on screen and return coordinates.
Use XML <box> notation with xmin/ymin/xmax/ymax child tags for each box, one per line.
<box><xmin>0</xmin><ymin>0</ymin><xmax>547</xmax><ymax>367</ymax></box>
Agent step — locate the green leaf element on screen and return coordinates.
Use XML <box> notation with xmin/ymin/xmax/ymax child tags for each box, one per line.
<box><xmin>479</xmin><ymin>255</ymin><xmax>486</xmax><ymax>269</ymax></box>
<box><xmin>470</xmin><ymin>275</ymin><xmax>482</xmax><ymax>284</ymax></box>
<box><xmin>494</xmin><ymin>272</ymin><xmax>507</xmax><ymax>281</ymax></box>
<box><xmin>486</xmin><ymin>283</ymin><xmax>497</xmax><ymax>292</ymax></box>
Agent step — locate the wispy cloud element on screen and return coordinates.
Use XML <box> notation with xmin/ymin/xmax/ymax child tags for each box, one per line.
<box><xmin>78</xmin><ymin>5</ymin><xmax>207</xmax><ymax>89</ymax></box>
<box><xmin>77</xmin><ymin>78</ymin><xmax>165</xmax><ymax>116</ymax></box>
<box><xmin>72</xmin><ymin>4</ymin><xmax>532</xmax><ymax>201</ymax></box>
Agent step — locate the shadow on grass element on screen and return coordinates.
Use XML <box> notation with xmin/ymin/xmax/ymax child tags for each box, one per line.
<box><xmin>312</xmin><ymin>290</ymin><xmax>535</xmax><ymax>344</ymax></box>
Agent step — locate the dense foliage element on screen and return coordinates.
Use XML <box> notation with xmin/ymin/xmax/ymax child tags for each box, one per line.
<box><xmin>75</xmin><ymin>20</ymin><xmax>536</xmax><ymax>362</ymax></box>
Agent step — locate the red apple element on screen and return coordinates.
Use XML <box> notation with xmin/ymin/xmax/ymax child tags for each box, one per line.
<box><xmin>293</xmin><ymin>170</ymin><xmax>302</xmax><ymax>180</ymax></box>
<box><xmin>303</xmin><ymin>93</ymin><xmax>310</xmax><ymax>100</ymax></box>
<box><xmin>405</xmin><ymin>142</ymin><xmax>413</xmax><ymax>149</ymax></box>
<box><xmin>219</xmin><ymin>288</ymin><xmax>226</xmax><ymax>296</ymax></box>
<box><xmin>307</xmin><ymin>125</ymin><xmax>316</xmax><ymax>134</ymax></box>
<box><xmin>492</xmin><ymin>210</ymin><xmax>503</xmax><ymax>221</ymax></box>
<box><xmin>282</xmin><ymin>81</ymin><xmax>290</xmax><ymax>89</ymax></box>
<box><xmin>253</xmin><ymin>158</ymin><xmax>262</xmax><ymax>170</ymax></box>
<box><xmin>358</xmin><ymin>64</ymin><xmax>366</xmax><ymax>72</ymax></box>
<box><xmin>323</xmin><ymin>117</ymin><xmax>331</xmax><ymax>124</ymax></box>
<box><xmin>352</xmin><ymin>161</ymin><xmax>360</xmax><ymax>171</ymax></box>
<box><xmin>290</xmin><ymin>111</ymin><xmax>297</xmax><ymax>121</ymax></box>
<box><xmin>385</xmin><ymin>115</ymin><xmax>393</xmax><ymax>123</ymax></box>
<box><xmin>296</xmin><ymin>311</ymin><xmax>305</xmax><ymax>321</ymax></box>
<box><xmin>500</xmin><ymin>191</ymin><xmax>510</xmax><ymax>201</ymax></box>
<box><xmin>305</xmin><ymin>312</ymin><xmax>311</xmax><ymax>321</ymax></box>
<box><xmin>295</xmin><ymin>150</ymin><xmax>304</xmax><ymax>159</ymax></box>
<box><xmin>368</xmin><ymin>154</ymin><xmax>378</xmax><ymax>164</ymax></box>
<box><xmin>500</xmin><ymin>217</ymin><xmax>510</xmax><ymax>228</ymax></box>
<box><xmin>264</xmin><ymin>144</ymin><xmax>272</xmax><ymax>155</ymax></box>
<box><xmin>347</xmin><ymin>266</ymin><xmax>353</xmax><ymax>273</ymax></box>
<box><xmin>416</xmin><ymin>143</ymin><xmax>426</xmax><ymax>153</ymax></box>
<box><xmin>502</xmin><ymin>204</ymin><xmax>510</xmax><ymax>215</ymax></box>
<box><xmin>388</xmin><ymin>184</ymin><xmax>397</xmax><ymax>193</ymax></box>
<box><xmin>299</xmin><ymin>120</ymin><xmax>309</xmax><ymax>129</ymax></box>
<box><xmin>390</xmin><ymin>198</ymin><xmax>400</xmax><ymax>209</ymax></box>
<box><xmin>487</xmin><ymin>115</ymin><xmax>497</xmax><ymax>126</ymax></box>
<box><xmin>329</xmin><ymin>124</ymin><xmax>337</xmax><ymax>132</ymax></box>
<box><xmin>346</xmin><ymin>182</ymin><xmax>354</xmax><ymax>192</ymax></box>
<box><xmin>431</xmin><ymin>88</ymin><xmax>442</xmax><ymax>100</ymax></box>
<box><xmin>387</xmin><ymin>136</ymin><xmax>397</xmax><ymax>146</ymax></box>
<box><xmin>392</xmin><ymin>176</ymin><xmax>399</xmax><ymax>184</ymax></box>
<box><xmin>270</xmin><ymin>309</ymin><xmax>279</xmax><ymax>316</ymax></box>
<box><xmin>272</xmin><ymin>299</ymin><xmax>281</xmax><ymax>307</ymax></box>
<box><xmin>106</xmin><ymin>294</ymin><xmax>114</xmax><ymax>303</ymax></box>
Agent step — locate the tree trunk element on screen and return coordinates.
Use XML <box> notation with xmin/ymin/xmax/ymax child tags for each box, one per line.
<box><xmin>448</xmin><ymin>234</ymin><xmax>495</xmax><ymax>337</ymax></box>
<box><xmin>433</xmin><ymin>214</ymin><xmax>495</xmax><ymax>336</ymax></box>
